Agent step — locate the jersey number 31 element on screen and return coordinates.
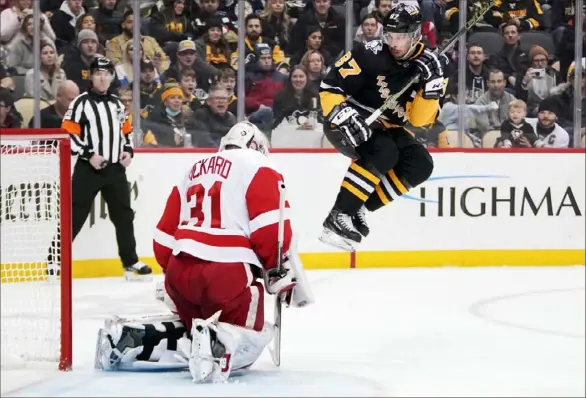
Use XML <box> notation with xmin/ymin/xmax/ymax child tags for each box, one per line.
<box><xmin>186</xmin><ymin>181</ymin><xmax>223</xmax><ymax>228</ymax></box>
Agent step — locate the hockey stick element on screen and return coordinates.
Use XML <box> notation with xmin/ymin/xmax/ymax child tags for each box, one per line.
<box><xmin>365</xmin><ymin>0</ymin><xmax>496</xmax><ymax>125</ymax></box>
<box><xmin>269</xmin><ymin>182</ymin><xmax>287</xmax><ymax>367</ymax></box>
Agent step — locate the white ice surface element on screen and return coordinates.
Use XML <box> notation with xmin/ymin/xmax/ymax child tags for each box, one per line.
<box><xmin>1</xmin><ymin>266</ymin><xmax>584</xmax><ymax>397</ymax></box>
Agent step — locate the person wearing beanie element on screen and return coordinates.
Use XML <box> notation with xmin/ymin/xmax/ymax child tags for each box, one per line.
<box><xmin>524</xmin><ymin>97</ymin><xmax>570</xmax><ymax>148</ymax></box>
<box><xmin>195</xmin><ymin>16</ymin><xmax>232</xmax><ymax>69</ymax></box>
<box><xmin>143</xmin><ymin>83</ymin><xmax>190</xmax><ymax>147</ymax></box>
<box><xmin>62</xmin><ymin>27</ymin><xmax>119</xmax><ymax>92</ymax></box>
<box><xmin>515</xmin><ymin>45</ymin><xmax>562</xmax><ymax>117</ymax></box>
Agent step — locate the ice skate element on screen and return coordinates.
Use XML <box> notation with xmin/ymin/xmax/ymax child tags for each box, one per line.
<box><xmin>319</xmin><ymin>208</ymin><xmax>362</xmax><ymax>251</ymax></box>
<box><xmin>124</xmin><ymin>261</ymin><xmax>153</xmax><ymax>281</ymax></box>
<box><xmin>352</xmin><ymin>205</ymin><xmax>370</xmax><ymax>237</ymax></box>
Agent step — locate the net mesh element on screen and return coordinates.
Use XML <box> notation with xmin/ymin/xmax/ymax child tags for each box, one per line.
<box><xmin>1</xmin><ymin>138</ymin><xmax>62</xmax><ymax>366</ymax></box>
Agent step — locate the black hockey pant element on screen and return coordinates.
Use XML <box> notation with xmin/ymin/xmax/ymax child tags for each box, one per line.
<box><xmin>48</xmin><ymin>160</ymin><xmax>138</xmax><ymax>268</ymax></box>
<box><xmin>324</xmin><ymin>125</ymin><xmax>434</xmax><ymax>215</ymax></box>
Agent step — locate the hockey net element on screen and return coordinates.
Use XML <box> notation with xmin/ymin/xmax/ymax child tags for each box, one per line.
<box><xmin>0</xmin><ymin>129</ymin><xmax>72</xmax><ymax>371</ymax></box>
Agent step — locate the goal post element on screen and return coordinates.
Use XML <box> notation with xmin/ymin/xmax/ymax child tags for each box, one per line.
<box><xmin>0</xmin><ymin>128</ymin><xmax>72</xmax><ymax>371</ymax></box>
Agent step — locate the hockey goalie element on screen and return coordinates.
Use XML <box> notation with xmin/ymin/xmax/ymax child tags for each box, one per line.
<box><xmin>95</xmin><ymin>121</ymin><xmax>315</xmax><ymax>383</ymax></box>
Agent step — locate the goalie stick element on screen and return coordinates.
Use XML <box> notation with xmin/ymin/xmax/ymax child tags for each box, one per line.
<box><xmin>268</xmin><ymin>181</ymin><xmax>287</xmax><ymax>367</ymax></box>
<box><xmin>365</xmin><ymin>0</ymin><xmax>497</xmax><ymax>125</ymax></box>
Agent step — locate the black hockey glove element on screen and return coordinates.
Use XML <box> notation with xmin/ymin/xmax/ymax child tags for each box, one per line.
<box><xmin>327</xmin><ymin>103</ymin><xmax>371</xmax><ymax>148</ymax></box>
<box><xmin>412</xmin><ymin>50</ymin><xmax>445</xmax><ymax>100</ymax></box>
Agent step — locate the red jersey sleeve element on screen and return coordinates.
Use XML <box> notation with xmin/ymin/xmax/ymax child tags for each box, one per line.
<box><xmin>153</xmin><ymin>186</ymin><xmax>181</xmax><ymax>272</ymax></box>
<box><xmin>245</xmin><ymin>166</ymin><xmax>292</xmax><ymax>271</ymax></box>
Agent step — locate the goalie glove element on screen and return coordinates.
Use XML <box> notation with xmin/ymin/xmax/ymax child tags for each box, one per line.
<box><xmin>327</xmin><ymin>103</ymin><xmax>371</xmax><ymax>147</ymax></box>
<box><xmin>264</xmin><ymin>258</ymin><xmax>297</xmax><ymax>306</ymax></box>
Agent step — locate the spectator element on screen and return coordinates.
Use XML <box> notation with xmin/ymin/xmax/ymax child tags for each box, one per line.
<box><xmin>191</xmin><ymin>85</ymin><xmax>236</xmax><ymax>147</ymax></box>
<box><xmin>6</xmin><ymin>13</ymin><xmax>55</xmax><ymax>74</ymax></box>
<box><xmin>231</xmin><ymin>14</ymin><xmax>285</xmax><ymax>70</ymax></box>
<box><xmin>515</xmin><ymin>45</ymin><xmax>561</xmax><ymax>116</ymax></box>
<box><xmin>215</xmin><ymin>66</ymin><xmax>237</xmax><ymax>115</ymax></box>
<box><xmin>354</xmin><ymin>12</ymin><xmax>382</xmax><ymax>45</ymax></box>
<box><xmin>143</xmin><ymin>84</ymin><xmax>189</xmax><ymax>147</ymax></box>
<box><xmin>61</xmin><ymin>29</ymin><xmax>104</xmax><ymax>91</ymax></box>
<box><xmin>135</xmin><ymin>59</ymin><xmax>162</xmax><ymax>119</ymax></box>
<box><xmin>484</xmin><ymin>0</ymin><xmax>545</xmax><ymax>31</ymax></box>
<box><xmin>444</xmin><ymin>0</ymin><xmax>494</xmax><ymax>35</ymax></box>
<box><xmin>190</xmin><ymin>0</ymin><xmax>237</xmax><ymax>41</ymax></box>
<box><xmin>555</xmin><ymin>11</ymin><xmax>585</xmax><ymax>80</ymax></box>
<box><xmin>178</xmin><ymin>69</ymin><xmax>202</xmax><ymax>115</ymax></box>
<box><xmin>258</xmin><ymin>0</ymin><xmax>293</xmax><ymax>54</ymax></box>
<box><xmin>438</xmin><ymin>93</ymin><xmax>499</xmax><ymax>132</ymax></box>
<box><xmin>160</xmin><ymin>39</ymin><xmax>218</xmax><ymax>92</ymax></box>
<box><xmin>149</xmin><ymin>0</ymin><xmax>193</xmax><ymax>46</ymax></box>
<box><xmin>0</xmin><ymin>0</ymin><xmax>12</xmax><ymax>14</ymax></box>
<box><xmin>244</xmin><ymin>43</ymin><xmax>286</xmax><ymax>132</ymax></box>
<box><xmin>473</xmin><ymin>69</ymin><xmax>517</xmax><ymax>135</ymax></box>
<box><xmin>28</xmin><ymin>79</ymin><xmax>80</xmax><ymax>128</ymax></box>
<box><xmin>0</xmin><ymin>60</ymin><xmax>15</xmax><ymax>90</ymax></box>
<box><xmin>195</xmin><ymin>16</ymin><xmax>231</xmax><ymax>69</ymax></box>
<box><xmin>495</xmin><ymin>99</ymin><xmax>538</xmax><ymax>148</ymax></box>
<box><xmin>118</xmin><ymin>86</ymin><xmax>132</xmax><ymax>114</ymax></box>
<box><xmin>289</xmin><ymin>0</ymin><xmax>345</xmax><ymax>58</ymax></box>
<box><xmin>114</xmin><ymin>40</ymin><xmax>147</xmax><ymax>88</ymax></box>
<box><xmin>526</xmin><ymin>97</ymin><xmax>570</xmax><ymax>148</ymax></box>
<box><xmin>1</xmin><ymin>0</ymin><xmax>31</xmax><ymax>43</ymax></box>
<box><xmin>488</xmin><ymin>21</ymin><xmax>528</xmax><ymax>90</ymax></box>
<box><xmin>89</xmin><ymin>0</ymin><xmax>122</xmax><ymax>44</ymax></box>
<box><xmin>300</xmin><ymin>49</ymin><xmax>325</xmax><ymax>92</ymax></box>
<box><xmin>24</xmin><ymin>40</ymin><xmax>66</xmax><ymax>101</ymax></box>
<box><xmin>548</xmin><ymin>59</ymin><xmax>586</xmax><ymax>140</ymax></box>
<box><xmin>0</xmin><ymin>87</ymin><xmax>21</xmax><ymax>128</ymax></box>
<box><xmin>289</xmin><ymin>25</ymin><xmax>333</xmax><ymax>68</ymax></box>
<box><xmin>56</xmin><ymin>12</ymin><xmax>104</xmax><ymax>60</ymax></box>
<box><xmin>446</xmin><ymin>44</ymin><xmax>491</xmax><ymax>103</ymax></box>
<box><xmin>369</xmin><ymin>0</ymin><xmax>394</xmax><ymax>22</ymax></box>
<box><xmin>272</xmin><ymin>65</ymin><xmax>320</xmax><ymax>129</ymax></box>
<box><xmin>106</xmin><ymin>9</ymin><xmax>170</xmax><ymax>72</ymax></box>
<box><xmin>50</xmin><ymin>0</ymin><xmax>86</xmax><ymax>51</ymax></box>
<box><xmin>76</xmin><ymin>12</ymin><xmax>95</xmax><ymax>31</ymax></box>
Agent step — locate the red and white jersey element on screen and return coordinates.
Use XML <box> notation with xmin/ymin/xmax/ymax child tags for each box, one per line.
<box><xmin>153</xmin><ymin>149</ymin><xmax>292</xmax><ymax>271</ymax></box>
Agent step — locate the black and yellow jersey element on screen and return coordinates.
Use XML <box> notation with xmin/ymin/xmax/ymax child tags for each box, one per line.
<box><xmin>319</xmin><ymin>40</ymin><xmax>442</xmax><ymax>130</ymax></box>
<box><xmin>485</xmin><ymin>0</ymin><xmax>544</xmax><ymax>30</ymax></box>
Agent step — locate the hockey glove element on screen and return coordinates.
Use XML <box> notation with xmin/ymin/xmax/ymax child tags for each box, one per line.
<box><xmin>412</xmin><ymin>50</ymin><xmax>445</xmax><ymax>100</ymax></box>
<box><xmin>327</xmin><ymin>103</ymin><xmax>371</xmax><ymax>147</ymax></box>
<box><xmin>264</xmin><ymin>258</ymin><xmax>297</xmax><ymax>307</ymax></box>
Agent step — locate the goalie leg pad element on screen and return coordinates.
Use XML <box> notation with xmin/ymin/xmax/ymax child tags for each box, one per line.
<box><xmin>95</xmin><ymin>314</ymin><xmax>187</xmax><ymax>371</ymax></box>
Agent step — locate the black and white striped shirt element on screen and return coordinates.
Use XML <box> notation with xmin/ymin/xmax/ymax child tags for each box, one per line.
<box><xmin>62</xmin><ymin>90</ymin><xmax>133</xmax><ymax>163</ymax></box>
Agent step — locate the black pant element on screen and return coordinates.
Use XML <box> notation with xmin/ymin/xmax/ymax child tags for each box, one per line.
<box><xmin>49</xmin><ymin>160</ymin><xmax>138</xmax><ymax>268</ymax></box>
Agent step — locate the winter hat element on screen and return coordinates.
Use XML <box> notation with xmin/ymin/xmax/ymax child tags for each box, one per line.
<box><xmin>538</xmin><ymin>97</ymin><xmax>559</xmax><ymax>115</ymax></box>
<box><xmin>254</xmin><ymin>43</ymin><xmax>272</xmax><ymax>59</ymax></box>
<box><xmin>77</xmin><ymin>29</ymin><xmax>99</xmax><ymax>47</ymax></box>
<box><xmin>206</xmin><ymin>16</ymin><xmax>223</xmax><ymax>31</ymax></box>
<box><xmin>528</xmin><ymin>45</ymin><xmax>548</xmax><ymax>62</ymax></box>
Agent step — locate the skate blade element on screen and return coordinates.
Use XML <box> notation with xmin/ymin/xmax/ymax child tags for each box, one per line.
<box><xmin>318</xmin><ymin>228</ymin><xmax>358</xmax><ymax>252</ymax></box>
<box><xmin>124</xmin><ymin>271</ymin><xmax>153</xmax><ymax>282</ymax></box>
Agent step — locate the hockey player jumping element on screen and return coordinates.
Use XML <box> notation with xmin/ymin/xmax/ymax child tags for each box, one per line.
<box><xmin>319</xmin><ymin>3</ymin><xmax>447</xmax><ymax>251</ymax></box>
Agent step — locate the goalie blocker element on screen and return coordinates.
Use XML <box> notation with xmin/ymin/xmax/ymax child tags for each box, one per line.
<box><xmin>95</xmin><ymin>122</ymin><xmax>314</xmax><ymax>382</ymax></box>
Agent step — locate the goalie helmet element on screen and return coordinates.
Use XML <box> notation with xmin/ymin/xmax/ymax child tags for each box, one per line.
<box><xmin>219</xmin><ymin>121</ymin><xmax>270</xmax><ymax>156</ymax></box>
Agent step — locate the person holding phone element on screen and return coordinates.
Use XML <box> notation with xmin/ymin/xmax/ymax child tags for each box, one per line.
<box><xmin>516</xmin><ymin>45</ymin><xmax>562</xmax><ymax>117</ymax></box>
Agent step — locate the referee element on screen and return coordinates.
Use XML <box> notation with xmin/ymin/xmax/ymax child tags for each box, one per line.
<box><xmin>52</xmin><ymin>57</ymin><xmax>152</xmax><ymax>280</ymax></box>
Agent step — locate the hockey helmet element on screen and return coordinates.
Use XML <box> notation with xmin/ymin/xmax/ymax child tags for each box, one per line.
<box><xmin>90</xmin><ymin>57</ymin><xmax>115</xmax><ymax>75</ymax></box>
<box><xmin>382</xmin><ymin>3</ymin><xmax>422</xmax><ymax>35</ymax></box>
<box><xmin>219</xmin><ymin>121</ymin><xmax>270</xmax><ymax>156</ymax></box>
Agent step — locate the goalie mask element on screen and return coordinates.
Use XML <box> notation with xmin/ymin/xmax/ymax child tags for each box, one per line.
<box><xmin>219</xmin><ymin>121</ymin><xmax>270</xmax><ymax>156</ymax></box>
<box><xmin>382</xmin><ymin>3</ymin><xmax>422</xmax><ymax>60</ymax></box>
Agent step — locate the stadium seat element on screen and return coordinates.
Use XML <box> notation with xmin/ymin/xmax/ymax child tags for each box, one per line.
<box><xmin>468</xmin><ymin>32</ymin><xmax>505</xmax><ymax>56</ymax></box>
<box><xmin>445</xmin><ymin>130</ymin><xmax>475</xmax><ymax>148</ymax></box>
<box><xmin>482</xmin><ymin>130</ymin><xmax>501</xmax><ymax>148</ymax></box>
<box><xmin>11</xmin><ymin>75</ymin><xmax>25</xmax><ymax>101</ymax></box>
<box><xmin>14</xmin><ymin>97</ymin><xmax>51</xmax><ymax>127</ymax></box>
<box><xmin>520</xmin><ymin>31</ymin><xmax>555</xmax><ymax>56</ymax></box>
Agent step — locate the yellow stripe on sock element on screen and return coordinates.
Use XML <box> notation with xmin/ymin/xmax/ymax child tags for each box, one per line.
<box><xmin>350</xmin><ymin>163</ymin><xmax>379</xmax><ymax>184</ymax></box>
<box><xmin>375</xmin><ymin>184</ymin><xmax>390</xmax><ymax>205</ymax></box>
<box><xmin>388</xmin><ymin>170</ymin><xmax>408</xmax><ymax>194</ymax></box>
<box><xmin>342</xmin><ymin>181</ymin><xmax>368</xmax><ymax>201</ymax></box>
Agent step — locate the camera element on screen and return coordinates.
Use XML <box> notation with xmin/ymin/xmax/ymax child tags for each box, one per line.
<box><xmin>533</xmin><ymin>68</ymin><xmax>545</xmax><ymax>78</ymax></box>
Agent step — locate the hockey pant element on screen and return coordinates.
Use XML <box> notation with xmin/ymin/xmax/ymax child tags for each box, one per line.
<box><xmin>324</xmin><ymin>125</ymin><xmax>434</xmax><ymax>215</ymax></box>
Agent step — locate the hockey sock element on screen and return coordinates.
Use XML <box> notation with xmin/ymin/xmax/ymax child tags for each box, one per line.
<box><xmin>334</xmin><ymin>160</ymin><xmax>380</xmax><ymax>215</ymax></box>
<box><xmin>365</xmin><ymin>169</ymin><xmax>411</xmax><ymax>212</ymax></box>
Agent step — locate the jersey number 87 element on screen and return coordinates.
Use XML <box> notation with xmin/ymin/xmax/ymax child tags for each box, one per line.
<box><xmin>186</xmin><ymin>181</ymin><xmax>223</xmax><ymax>228</ymax></box>
<box><xmin>335</xmin><ymin>52</ymin><xmax>362</xmax><ymax>79</ymax></box>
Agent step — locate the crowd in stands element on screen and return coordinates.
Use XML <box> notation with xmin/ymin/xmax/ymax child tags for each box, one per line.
<box><xmin>0</xmin><ymin>0</ymin><xmax>584</xmax><ymax>148</ymax></box>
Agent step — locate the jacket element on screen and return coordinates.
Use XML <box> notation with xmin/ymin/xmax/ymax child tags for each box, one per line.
<box><xmin>244</xmin><ymin>63</ymin><xmax>285</xmax><ymax>114</ymax></box>
<box><xmin>191</xmin><ymin>105</ymin><xmax>236</xmax><ymax>147</ymax></box>
<box><xmin>106</xmin><ymin>34</ymin><xmax>170</xmax><ymax>72</ymax></box>
<box><xmin>289</xmin><ymin>6</ymin><xmax>345</xmax><ymax>58</ymax></box>
<box><xmin>50</xmin><ymin>1</ymin><xmax>86</xmax><ymax>50</ymax></box>
<box><xmin>6</xmin><ymin>34</ymin><xmax>53</xmax><ymax>74</ymax></box>
<box><xmin>89</xmin><ymin>5</ymin><xmax>122</xmax><ymax>43</ymax></box>
<box><xmin>24</xmin><ymin>65</ymin><xmax>66</xmax><ymax>101</ymax></box>
<box><xmin>142</xmin><ymin>105</ymin><xmax>188</xmax><ymax>147</ymax></box>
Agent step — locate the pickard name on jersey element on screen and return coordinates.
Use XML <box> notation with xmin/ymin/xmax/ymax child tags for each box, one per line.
<box><xmin>319</xmin><ymin>40</ymin><xmax>443</xmax><ymax>129</ymax></box>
